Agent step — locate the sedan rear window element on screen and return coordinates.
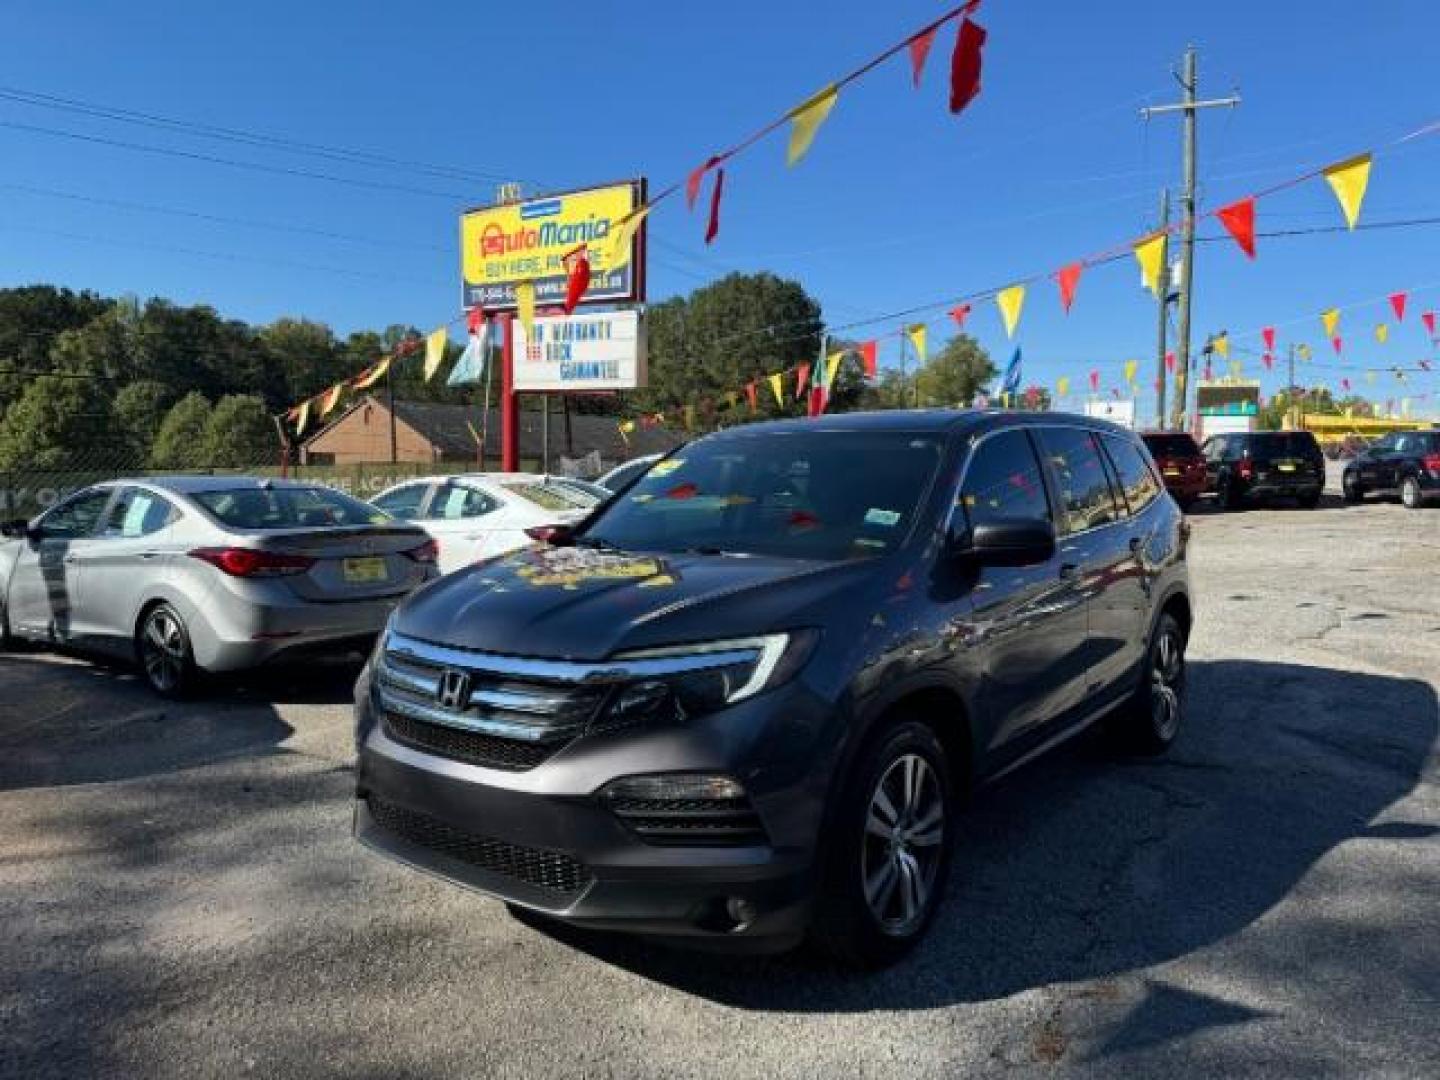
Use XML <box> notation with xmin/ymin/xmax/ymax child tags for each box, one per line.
<box><xmin>192</xmin><ymin>486</ymin><xmax>390</xmax><ymax>529</ymax></box>
<box><xmin>502</xmin><ymin>481</ymin><xmax>594</xmax><ymax>512</ymax></box>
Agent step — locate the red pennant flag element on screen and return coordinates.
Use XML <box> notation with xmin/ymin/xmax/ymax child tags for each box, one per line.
<box><xmin>686</xmin><ymin>156</ymin><xmax>720</xmax><ymax>210</ymax></box>
<box><xmin>1331</xmin><ymin>336</ymin><xmax>1343</xmax><ymax>355</ymax></box>
<box><xmin>744</xmin><ymin>379</ymin><xmax>757</xmax><ymax>412</ymax></box>
<box><xmin>1262</xmin><ymin>326</ymin><xmax>1275</xmax><ymax>352</ymax></box>
<box><xmin>1216</xmin><ymin>196</ymin><xmax>1257</xmax><ymax>259</ymax></box>
<box><xmin>859</xmin><ymin>340</ymin><xmax>878</xmax><ymax>377</ymax></box>
<box><xmin>704</xmin><ymin>168</ymin><xmax>725</xmax><ymax>244</ymax></box>
<box><xmin>1341</xmin><ymin>378</ymin><xmax>1351</xmax><ymax>391</ymax></box>
<box><xmin>948</xmin><ymin>18</ymin><xmax>986</xmax><ymax>115</ymax></box>
<box><xmin>1204</xmin><ymin>362</ymin><xmax>1213</xmax><ymax>381</ymax></box>
<box><xmin>1262</xmin><ymin>353</ymin><xmax>1274</xmax><ymax>371</ymax></box>
<box><xmin>908</xmin><ymin>28</ymin><xmax>937</xmax><ymax>87</ymax></box>
<box><xmin>562</xmin><ymin>251</ymin><xmax>591</xmax><ymax>315</ymax></box>
<box><xmin>1165</xmin><ymin>351</ymin><xmax>1176</xmax><ymax>373</ymax></box>
<box><xmin>1389</xmin><ymin>292</ymin><xmax>1407</xmax><ymax>322</ymax></box>
<box><xmin>1111</xmin><ymin>387</ymin><xmax>1120</xmax><ymax>399</ymax></box>
<box><xmin>466</xmin><ymin>306</ymin><xmax>484</xmax><ymax>334</ymax></box>
<box><xmin>948</xmin><ymin>303</ymin><xmax>971</xmax><ymax>328</ymax></box>
<box><xmin>795</xmin><ymin>362</ymin><xmax>811</xmax><ymax>399</ymax></box>
<box><xmin>1423</xmin><ymin>311</ymin><xmax>1437</xmax><ymax>337</ymax></box>
<box><xmin>1056</xmin><ymin>263</ymin><xmax>1083</xmax><ymax>314</ymax></box>
<box><xmin>808</xmin><ymin>385</ymin><xmax>826</xmax><ymax>418</ymax></box>
<box><xmin>1089</xmin><ymin>369</ymin><xmax>1100</xmax><ymax>392</ymax></box>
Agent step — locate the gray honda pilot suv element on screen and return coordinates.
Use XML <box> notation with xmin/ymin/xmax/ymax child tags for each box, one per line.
<box><xmin>353</xmin><ymin>410</ymin><xmax>1192</xmax><ymax>967</ymax></box>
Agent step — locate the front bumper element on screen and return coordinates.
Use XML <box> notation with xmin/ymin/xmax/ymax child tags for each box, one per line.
<box><xmin>353</xmin><ymin>674</ymin><xmax>832</xmax><ymax>949</ymax></box>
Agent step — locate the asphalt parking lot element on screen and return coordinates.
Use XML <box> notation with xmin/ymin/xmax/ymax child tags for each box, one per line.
<box><xmin>2</xmin><ymin>491</ymin><xmax>1437</xmax><ymax>1078</ymax></box>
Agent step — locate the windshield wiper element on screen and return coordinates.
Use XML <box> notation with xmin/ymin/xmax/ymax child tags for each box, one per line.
<box><xmin>681</xmin><ymin>545</ymin><xmax>742</xmax><ymax>556</ymax></box>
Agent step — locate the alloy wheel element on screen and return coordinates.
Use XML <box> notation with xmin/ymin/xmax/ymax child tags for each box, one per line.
<box><xmin>141</xmin><ymin>608</ymin><xmax>187</xmax><ymax>693</ymax></box>
<box><xmin>1401</xmin><ymin>478</ymin><xmax>1420</xmax><ymax>509</ymax></box>
<box><xmin>1151</xmin><ymin>625</ymin><xmax>1185</xmax><ymax>741</ymax></box>
<box><xmin>861</xmin><ymin>752</ymin><xmax>945</xmax><ymax>936</ymax></box>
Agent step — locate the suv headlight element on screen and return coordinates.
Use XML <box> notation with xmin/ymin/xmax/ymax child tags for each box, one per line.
<box><xmin>607</xmin><ymin>630</ymin><xmax>819</xmax><ymax>722</ymax></box>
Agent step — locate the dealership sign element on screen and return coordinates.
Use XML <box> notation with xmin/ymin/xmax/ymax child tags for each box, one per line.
<box><xmin>461</xmin><ymin>180</ymin><xmax>645</xmax><ymax>311</ymax></box>
<box><xmin>513</xmin><ymin>310</ymin><xmax>646</xmax><ymax>392</ymax></box>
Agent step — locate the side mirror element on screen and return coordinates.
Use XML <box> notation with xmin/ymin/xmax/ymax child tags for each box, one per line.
<box><xmin>952</xmin><ymin>517</ymin><xmax>1056</xmax><ymax>567</ymax></box>
<box><xmin>0</xmin><ymin>518</ymin><xmax>32</xmax><ymax>540</ymax></box>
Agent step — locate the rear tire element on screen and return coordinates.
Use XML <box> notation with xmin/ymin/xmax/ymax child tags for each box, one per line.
<box><xmin>1341</xmin><ymin>471</ymin><xmax>1364</xmax><ymax>504</ymax></box>
<box><xmin>136</xmin><ymin>602</ymin><xmax>200</xmax><ymax>699</ymax></box>
<box><xmin>809</xmin><ymin>721</ymin><xmax>955</xmax><ymax>969</ymax></box>
<box><xmin>1109</xmin><ymin>612</ymin><xmax>1186</xmax><ymax>756</ymax></box>
<box><xmin>1175</xmin><ymin>494</ymin><xmax>1196</xmax><ymax>512</ymax></box>
<box><xmin>1220</xmin><ymin>476</ymin><xmax>1244</xmax><ymax>511</ymax></box>
<box><xmin>0</xmin><ymin>599</ymin><xmax>15</xmax><ymax>652</ymax></box>
<box><xmin>1400</xmin><ymin>476</ymin><xmax>1424</xmax><ymax>510</ymax></box>
<box><xmin>1299</xmin><ymin>490</ymin><xmax>1322</xmax><ymax>509</ymax></box>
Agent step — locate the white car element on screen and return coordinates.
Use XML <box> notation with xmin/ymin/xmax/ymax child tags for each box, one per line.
<box><xmin>369</xmin><ymin>473</ymin><xmax>597</xmax><ymax>575</ymax></box>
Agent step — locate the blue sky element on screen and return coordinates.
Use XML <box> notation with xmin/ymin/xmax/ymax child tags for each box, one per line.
<box><xmin>1</xmin><ymin>0</ymin><xmax>1437</xmax><ymax>419</ymax></box>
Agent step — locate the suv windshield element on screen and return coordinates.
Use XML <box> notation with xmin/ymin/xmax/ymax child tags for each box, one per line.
<box><xmin>1142</xmin><ymin>433</ymin><xmax>1200</xmax><ymax>457</ymax></box>
<box><xmin>1244</xmin><ymin>432</ymin><xmax>1320</xmax><ymax>461</ymax></box>
<box><xmin>583</xmin><ymin>430</ymin><xmax>943</xmax><ymax>560</ymax></box>
<box><xmin>193</xmin><ymin>486</ymin><xmax>390</xmax><ymax>529</ymax></box>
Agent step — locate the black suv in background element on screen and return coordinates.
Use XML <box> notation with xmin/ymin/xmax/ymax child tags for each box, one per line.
<box><xmin>1202</xmin><ymin>430</ymin><xmax>1326</xmax><ymax>509</ymax></box>
<box><xmin>1341</xmin><ymin>428</ymin><xmax>1440</xmax><ymax>509</ymax></box>
<box><xmin>353</xmin><ymin>411</ymin><xmax>1192</xmax><ymax>967</ymax></box>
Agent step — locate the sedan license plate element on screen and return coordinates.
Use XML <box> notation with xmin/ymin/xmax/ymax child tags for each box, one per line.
<box><xmin>343</xmin><ymin>556</ymin><xmax>388</xmax><ymax>584</ymax></box>
<box><xmin>1277</xmin><ymin>462</ymin><xmax>1297</xmax><ymax>472</ymax></box>
<box><xmin>1164</xmin><ymin>468</ymin><xmax>1181</xmax><ymax>477</ymax></box>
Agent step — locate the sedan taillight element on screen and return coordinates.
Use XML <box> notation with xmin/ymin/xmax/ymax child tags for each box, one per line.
<box><xmin>1423</xmin><ymin>453</ymin><xmax>1440</xmax><ymax>474</ymax></box>
<box><xmin>190</xmin><ymin>547</ymin><xmax>315</xmax><ymax>578</ymax></box>
<box><xmin>402</xmin><ymin>538</ymin><xmax>439</xmax><ymax>564</ymax></box>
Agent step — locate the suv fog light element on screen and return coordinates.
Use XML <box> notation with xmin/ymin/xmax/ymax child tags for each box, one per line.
<box><xmin>602</xmin><ymin>774</ymin><xmax>746</xmax><ymax>801</ymax></box>
<box><xmin>725</xmin><ymin>896</ymin><xmax>756</xmax><ymax>932</ymax></box>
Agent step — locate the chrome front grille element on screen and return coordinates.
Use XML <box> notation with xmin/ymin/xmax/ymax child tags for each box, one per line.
<box><xmin>375</xmin><ymin>634</ymin><xmax>611</xmax><ymax>768</ymax></box>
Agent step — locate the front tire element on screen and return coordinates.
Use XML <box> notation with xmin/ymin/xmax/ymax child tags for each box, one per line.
<box><xmin>1400</xmin><ymin>476</ymin><xmax>1424</xmax><ymax>510</ymax></box>
<box><xmin>1341</xmin><ymin>471</ymin><xmax>1364</xmax><ymax>504</ymax></box>
<box><xmin>1220</xmin><ymin>476</ymin><xmax>1245</xmax><ymax>511</ymax></box>
<box><xmin>1110</xmin><ymin>612</ymin><xmax>1187</xmax><ymax>755</ymax></box>
<box><xmin>1298</xmin><ymin>489</ymin><xmax>1322</xmax><ymax>509</ymax></box>
<box><xmin>136</xmin><ymin>603</ymin><xmax>200</xmax><ymax>699</ymax></box>
<box><xmin>810</xmin><ymin>721</ymin><xmax>954</xmax><ymax>968</ymax></box>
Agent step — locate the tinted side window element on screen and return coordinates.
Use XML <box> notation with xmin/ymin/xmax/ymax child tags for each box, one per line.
<box><xmin>957</xmin><ymin>429</ymin><xmax>1050</xmax><ymax>529</ymax></box>
<box><xmin>427</xmin><ymin>484</ymin><xmax>497</xmax><ymax>520</ymax></box>
<box><xmin>1102</xmin><ymin>435</ymin><xmax>1163</xmax><ymax>513</ymax></box>
<box><xmin>103</xmin><ymin>488</ymin><xmax>176</xmax><ymax>538</ymax></box>
<box><xmin>39</xmin><ymin>489</ymin><xmax>113</xmax><ymax>539</ymax></box>
<box><xmin>373</xmin><ymin>483</ymin><xmax>429</xmax><ymax>520</ymax></box>
<box><xmin>1037</xmin><ymin>428</ymin><xmax>1122</xmax><ymax>534</ymax></box>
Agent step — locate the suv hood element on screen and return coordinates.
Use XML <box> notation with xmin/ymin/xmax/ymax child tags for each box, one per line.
<box><xmin>393</xmin><ymin>544</ymin><xmax>878</xmax><ymax>660</ymax></box>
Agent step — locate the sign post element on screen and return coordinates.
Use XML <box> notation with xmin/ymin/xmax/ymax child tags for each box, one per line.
<box><xmin>500</xmin><ymin>312</ymin><xmax>518</xmax><ymax>473</ymax></box>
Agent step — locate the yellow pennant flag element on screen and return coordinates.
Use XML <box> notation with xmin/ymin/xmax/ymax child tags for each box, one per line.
<box><xmin>767</xmin><ymin>372</ymin><xmax>785</xmax><ymax>407</ymax></box>
<box><xmin>294</xmin><ymin>399</ymin><xmax>311</xmax><ymax>437</ymax></box>
<box><xmin>1056</xmin><ymin>376</ymin><xmax>1070</xmax><ymax>397</ymax></box>
<box><xmin>996</xmin><ymin>285</ymin><xmax>1026</xmax><ymax>339</ymax></box>
<box><xmin>319</xmin><ymin>382</ymin><xmax>344</xmax><ymax>418</ymax></box>
<box><xmin>352</xmin><ymin>355</ymin><xmax>391</xmax><ymax>390</ymax></box>
<box><xmin>1133</xmin><ymin>231</ymin><xmax>1168</xmax><ymax>297</ymax></box>
<box><xmin>906</xmin><ymin>324</ymin><xmax>927</xmax><ymax>363</ymax></box>
<box><xmin>786</xmin><ymin>84</ymin><xmax>839</xmax><ymax>167</ymax></box>
<box><xmin>516</xmin><ymin>281</ymin><xmax>536</xmax><ymax>342</ymax></box>
<box><xmin>602</xmin><ymin>205</ymin><xmax>650</xmax><ymax>270</ymax></box>
<box><xmin>423</xmin><ymin>327</ymin><xmax>447</xmax><ymax>382</ymax></box>
<box><xmin>1323</xmin><ymin>153</ymin><xmax>1372</xmax><ymax>230</ymax></box>
<box><xmin>1228</xmin><ymin>359</ymin><xmax>1243</xmax><ymax>377</ymax></box>
<box><xmin>683</xmin><ymin>404</ymin><xmax>696</xmax><ymax>431</ymax></box>
<box><xmin>1375</xmin><ymin>323</ymin><xmax>1389</xmax><ymax>344</ymax></box>
<box><xmin>1365</xmin><ymin>370</ymin><xmax>1377</xmax><ymax>384</ymax></box>
<box><xmin>1296</xmin><ymin>343</ymin><xmax>1312</xmax><ymax>360</ymax></box>
<box><xmin>1321</xmin><ymin>308</ymin><xmax>1340</xmax><ymax>338</ymax></box>
<box><xmin>1213</xmin><ymin>333</ymin><xmax>1229</xmax><ymax>359</ymax></box>
<box><xmin>825</xmin><ymin>350</ymin><xmax>843</xmax><ymax>387</ymax></box>
<box><xmin>1123</xmin><ymin>359</ymin><xmax>1138</xmax><ymax>385</ymax></box>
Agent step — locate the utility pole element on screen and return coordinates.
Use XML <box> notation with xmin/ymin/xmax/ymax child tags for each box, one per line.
<box><xmin>1154</xmin><ymin>189</ymin><xmax>1171</xmax><ymax>429</ymax></box>
<box><xmin>1141</xmin><ymin>48</ymin><xmax>1240</xmax><ymax>435</ymax></box>
<box><xmin>1286</xmin><ymin>343</ymin><xmax>1297</xmax><ymax>429</ymax></box>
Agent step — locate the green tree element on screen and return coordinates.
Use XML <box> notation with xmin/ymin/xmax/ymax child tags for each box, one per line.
<box><xmin>201</xmin><ymin>395</ymin><xmax>278</xmax><ymax>467</ymax></box>
<box><xmin>260</xmin><ymin>318</ymin><xmax>345</xmax><ymax>404</ymax></box>
<box><xmin>149</xmin><ymin>392</ymin><xmax>212</xmax><ymax>468</ymax></box>
<box><xmin>111</xmin><ymin>380</ymin><xmax>174</xmax><ymax>463</ymax></box>
<box><xmin>0</xmin><ymin>286</ymin><xmax>113</xmax><ymax>411</ymax></box>
<box><xmin>0</xmin><ymin>374</ymin><xmax>118</xmax><ymax>471</ymax></box>
<box><xmin>914</xmin><ymin>334</ymin><xmax>996</xmax><ymax>407</ymax></box>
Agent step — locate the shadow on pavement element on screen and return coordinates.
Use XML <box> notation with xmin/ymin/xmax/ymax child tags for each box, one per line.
<box><xmin>515</xmin><ymin>659</ymin><xmax>1438</xmax><ymax>1020</ymax></box>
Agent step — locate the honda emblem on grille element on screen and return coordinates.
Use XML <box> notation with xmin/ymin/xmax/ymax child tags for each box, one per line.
<box><xmin>436</xmin><ymin>669</ymin><xmax>471</xmax><ymax>711</ymax></box>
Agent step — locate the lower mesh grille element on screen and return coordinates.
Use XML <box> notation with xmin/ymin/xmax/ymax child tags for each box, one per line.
<box><xmin>606</xmin><ymin>795</ymin><xmax>768</xmax><ymax>847</ymax></box>
<box><xmin>383</xmin><ymin>711</ymin><xmax>564</xmax><ymax>771</ymax></box>
<box><xmin>367</xmin><ymin>797</ymin><xmax>591</xmax><ymax>898</ymax></box>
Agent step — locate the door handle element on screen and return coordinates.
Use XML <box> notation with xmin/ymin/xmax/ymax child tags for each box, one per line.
<box><xmin>1058</xmin><ymin>562</ymin><xmax>1079</xmax><ymax>580</ymax></box>
<box><xmin>62</xmin><ymin>555</ymin><xmax>79</xmax><ymax>564</ymax></box>
<box><xmin>1129</xmin><ymin>536</ymin><xmax>1143</xmax><ymax>554</ymax></box>
<box><xmin>138</xmin><ymin>551</ymin><xmax>161</xmax><ymax>560</ymax></box>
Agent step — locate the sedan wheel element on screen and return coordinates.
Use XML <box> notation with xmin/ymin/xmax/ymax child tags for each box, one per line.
<box><xmin>861</xmin><ymin>753</ymin><xmax>946</xmax><ymax>938</ymax></box>
<box><xmin>1150</xmin><ymin>624</ymin><xmax>1185</xmax><ymax>742</ymax></box>
<box><xmin>1342</xmin><ymin>471</ymin><xmax>1363</xmax><ymax>503</ymax></box>
<box><xmin>1400</xmin><ymin>476</ymin><xmax>1422</xmax><ymax>510</ymax></box>
<box><xmin>138</xmin><ymin>604</ymin><xmax>196</xmax><ymax>698</ymax></box>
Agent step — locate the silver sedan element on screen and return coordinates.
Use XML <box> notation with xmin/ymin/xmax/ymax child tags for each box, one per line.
<box><xmin>0</xmin><ymin>476</ymin><xmax>438</xmax><ymax>696</ymax></box>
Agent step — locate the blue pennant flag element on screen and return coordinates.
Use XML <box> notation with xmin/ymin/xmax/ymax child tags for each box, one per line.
<box><xmin>446</xmin><ymin>326</ymin><xmax>488</xmax><ymax>386</ymax></box>
<box><xmin>999</xmin><ymin>346</ymin><xmax>1023</xmax><ymax>397</ymax></box>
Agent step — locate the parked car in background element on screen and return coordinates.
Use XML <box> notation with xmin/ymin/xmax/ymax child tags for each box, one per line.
<box><xmin>596</xmin><ymin>453</ymin><xmax>663</xmax><ymax>493</ymax></box>
<box><xmin>1341</xmin><ymin>428</ymin><xmax>1440</xmax><ymax>509</ymax></box>
<box><xmin>354</xmin><ymin>411</ymin><xmax>1192</xmax><ymax>967</ymax></box>
<box><xmin>370</xmin><ymin>473</ymin><xmax>597</xmax><ymax>574</ymax></box>
<box><xmin>1201</xmin><ymin>430</ymin><xmax>1326</xmax><ymax>509</ymax></box>
<box><xmin>1140</xmin><ymin>431</ymin><xmax>1207</xmax><ymax>510</ymax></box>
<box><xmin>0</xmin><ymin>477</ymin><xmax>437</xmax><ymax>696</ymax></box>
